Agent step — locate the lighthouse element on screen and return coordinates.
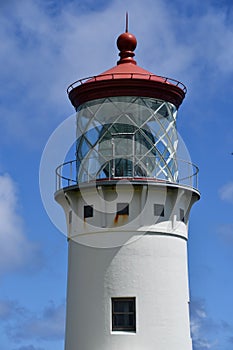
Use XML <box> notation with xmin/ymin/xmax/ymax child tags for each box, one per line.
<box><xmin>55</xmin><ymin>19</ymin><xmax>200</xmax><ymax>350</ymax></box>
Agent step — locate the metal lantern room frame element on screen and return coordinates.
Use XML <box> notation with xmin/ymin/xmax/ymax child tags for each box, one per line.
<box><xmin>56</xmin><ymin>95</ymin><xmax>198</xmax><ymax>191</ymax></box>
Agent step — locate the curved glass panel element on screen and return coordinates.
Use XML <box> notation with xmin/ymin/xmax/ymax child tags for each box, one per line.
<box><xmin>76</xmin><ymin>96</ymin><xmax>178</xmax><ymax>183</ymax></box>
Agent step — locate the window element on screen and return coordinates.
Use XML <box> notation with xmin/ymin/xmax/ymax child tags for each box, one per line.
<box><xmin>154</xmin><ymin>204</ymin><xmax>164</xmax><ymax>217</ymax></box>
<box><xmin>180</xmin><ymin>208</ymin><xmax>185</xmax><ymax>222</ymax></box>
<box><xmin>84</xmin><ymin>205</ymin><xmax>93</xmax><ymax>218</ymax></box>
<box><xmin>117</xmin><ymin>203</ymin><xmax>129</xmax><ymax>216</ymax></box>
<box><xmin>69</xmin><ymin>210</ymin><xmax>72</xmax><ymax>224</ymax></box>
<box><xmin>112</xmin><ymin>297</ymin><xmax>136</xmax><ymax>332</ymax></box>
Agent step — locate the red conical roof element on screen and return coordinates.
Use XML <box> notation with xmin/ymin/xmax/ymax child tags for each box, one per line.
<box><xmin>68</xmin><ymin>28</ymin><xmax>186</xmax><ymax>109</ymax></box>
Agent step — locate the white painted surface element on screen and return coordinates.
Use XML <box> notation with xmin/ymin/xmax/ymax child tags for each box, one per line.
<box><xmin>65</xmin><ymin>235</ymin><xmax>192</xmax><ymax>350</ymax></box>
<box><xmin>55</xmin><ymin>183</ymin><xmax>199</xmax><ymax>350</ymax></box>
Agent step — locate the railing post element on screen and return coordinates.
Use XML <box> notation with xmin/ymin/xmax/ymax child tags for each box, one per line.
<box><xmin>69</xmin><ymin>161</ymin><xmax>72</xmax><ymax>186</ymax></box>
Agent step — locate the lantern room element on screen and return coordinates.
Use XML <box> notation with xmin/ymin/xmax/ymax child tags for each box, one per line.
<box><xmin>56</xmin><ymin>23</ymin><xmax>198</xmax><ymax>191</ymax></box>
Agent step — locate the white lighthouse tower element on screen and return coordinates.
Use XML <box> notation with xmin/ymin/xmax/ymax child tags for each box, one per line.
<box><xmin>55</xmin><ymin>21</ymin><xmax>200</xmax><ymax>350</ymax></box>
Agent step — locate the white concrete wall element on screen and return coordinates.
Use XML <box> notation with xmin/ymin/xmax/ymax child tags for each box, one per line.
<box><xmin>55</xmin><ymin>183</ymin><xmax>199</xmax><ymax>350</ymax></box>
<box><xmin>65</xmin><ymin>235</ymin><xmax>192</xmax><ymax>350</ymax></box>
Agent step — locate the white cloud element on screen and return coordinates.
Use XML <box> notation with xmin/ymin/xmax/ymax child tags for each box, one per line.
<box><xmin>0</xmin><ymin>299</ymin><xmax>27</xmax><ymax>319</ymax></box>
<box><xmin>219</xmin><ymin>182</ymin><xmax>233</xmax><ymax>203</ymax></box>
<box><xmin>190</xmin><ymin>297</ymin><xmax>233</xmax><ymax>349</ymax></box>
<box><xmin>1</xmin><ymin>0</ymin><xmax>233</xmax><ymax>147</ymax></box>
<box><xmin>0</xmin><ymin>174</ymin><xmax>41</xmax><ymax>274</ymax></box>
<box><xmin>22</xmin><ymin>302</ymin><xmax>65</xmax><ymax>341</ymax></box>
<box><xmin>6</xmin><ymin>301</ymin><xmax>65</xmax><ymax>342</ymax></box>
<box><xmin>190</xmin><ymin>299</ymin><xmax>218</xmax><ymax>350</ymax></box>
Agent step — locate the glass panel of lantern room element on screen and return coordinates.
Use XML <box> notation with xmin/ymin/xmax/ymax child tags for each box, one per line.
<box><xmin>75</xmin><ymin>96</ymin><xmax>179</xmax><ymax>184</ymax></box>
<box><xmin>111</xmin><ymin>131</ymin><xmax>134</xmax><ymax>177</ymax></box>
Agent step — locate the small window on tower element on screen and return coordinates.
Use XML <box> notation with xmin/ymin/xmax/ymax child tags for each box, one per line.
<box><xmin>112</xmin><ymin>297</ymin><xmax>136</xmax><ymax>332</ymax></box>
<box><xmin>69</xmin><ymin>210</ymin><xmax>72</xmax><ymax>224</ymax></box>
<box><xmin>84</xmin><ymin>205</ymin><xmax>93</xmax><ymax>218</ymax></box>
<box><xmin>117</xmin><ymin>203</ymin><xmax>129</xmax><ymax>216</ymax></box>
<box><xmin>180</xmin><ymin>208</ymin><xmax>185</xmax><ymax>223</ymax></box>
<box><xmin>154</xmin><ymin>204</ymin><xmax>165</xmax><ymax>217</ymax></box>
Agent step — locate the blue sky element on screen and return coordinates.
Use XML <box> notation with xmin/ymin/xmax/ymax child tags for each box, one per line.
<box><xmin>0</xmin><ymin>0</ymin><xmax>233</xmax><ymax>349</ymax></box>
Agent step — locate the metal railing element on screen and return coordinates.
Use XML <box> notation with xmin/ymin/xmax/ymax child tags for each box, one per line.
<box><xmin>67</xmin><ymin>73</ymin><xmax>187</xmax><ymax>94</ymax></box>
<box><xmin>55</xmin><ymin>156</ymin><xmax>198</xmax><ymax>192</ymax></box>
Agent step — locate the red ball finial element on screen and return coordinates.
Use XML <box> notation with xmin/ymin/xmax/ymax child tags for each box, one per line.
<box><xmin>117</xmin><ymin>13</ymin><xmax>137</xmax><ymax>65</ymax></box>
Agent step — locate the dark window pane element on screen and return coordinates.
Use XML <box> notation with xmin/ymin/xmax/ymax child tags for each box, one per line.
<box><xmin>117</xmin><ymin>203</ymin><xmax>129</xmax><ymax>215</ymax></box>
<box><xmin>113</xmin><ymin>314</ymin><xmax>135</xmax><ymax>327</ymax></box>
<box><xmin>180</xmin><ymin>208</ymin><xmax>185</xmax><ymax>222</ymax></box>
<box><xmin>84</xmin><ymin>205</ymin><xmax>93</xmax><ymax>218</ymax></box>
<box><xmin>113</xmin><ymin>314</ymin><xmax>125</xmax><ymax>326</ymax></box>
<box><xmin>127</xmin><ymin>314</ymin><xmax>135</xmax><ymax>327</ymax></box>
<box><xmin>154</xmin><ymin>204</ymin><xmax>164</xmax><ymax>217</ymax></box>
<box><xmin>113</xmin><ymin>300</ymin><xmax>134</xmax><ymax>312</ymax></box>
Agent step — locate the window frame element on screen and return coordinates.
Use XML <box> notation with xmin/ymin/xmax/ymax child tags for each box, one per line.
<box><xmin>111</xmin><ymin>297</ymin><xmax>136</xmax><ymax>332</ymax></box>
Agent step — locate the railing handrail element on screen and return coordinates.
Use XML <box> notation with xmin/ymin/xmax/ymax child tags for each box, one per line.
<box><xmin>55</xmin><ymin>156</ymin><xmax>199</xmax><ymax>192</ymax></box>
<box><xmin>67</xmin><ymin>73</ymin><xmax>187</xmax><ymax>94</ymax></box>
